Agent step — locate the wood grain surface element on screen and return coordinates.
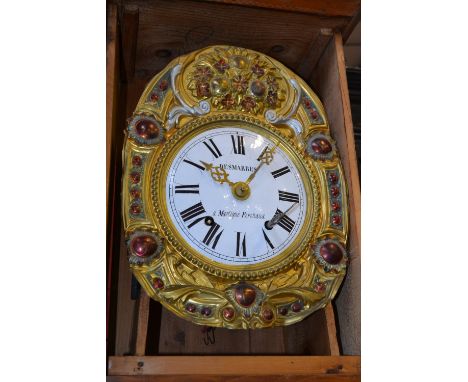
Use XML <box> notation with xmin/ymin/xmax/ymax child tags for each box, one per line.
<box><xmin>325</xmin><ymin>303</ymin><xmax>340</xmax><ymax>355</ymax></box>
<box><xmin>200</xmin><ymin>0</ymin><xmax>360</xmax><ymax>17</ymax></box>
<box><xmin>108</xmin><ymin>376</ymin><xmax>359</xmax><ymax>382</ymax></box>
<box><xmin>107</xmin><ymin>3</ymin><xmax>121</xmax><ymax>355</ymax></box>
<box><xmin>310</xmin><ymin>34</ymin><xmax>361</xmax><ymax>355</ymax></box>
<box><xmin>121</xmin><ymin>6</ymin><xmax>139</xmax><ymax>82</ymax></box>
<box><xmin>118</xmin><ymin>0</ymin><xmax>349</xmax><ymax>82</ymax></box>
<box><xmin>108</xmin><ymin>355</ymin><xmax>360</xmax><ymax>378</ymax></box>
<box><xmin>114</xmin><ymin>229</ymin><xmax>138</xmax><ymax>356</ymax></box>
<box><xmin>135</xmin><ymin>292</ymin><xmax>151</xmax><ymax>356</ymax></box>
<box><xmin>155</xmin><ymin>304</ymin><xmax>332</xmax><ymax>355</ymax></box>
<box><xmin>114</xmin><ymin>77</ymin><xmax>159</xmax><ymax>356</ymax></box>
<box><xmin>106</xmin><ymin>4</ymin><xmax>118</xmax><ymax>219</ymax></box>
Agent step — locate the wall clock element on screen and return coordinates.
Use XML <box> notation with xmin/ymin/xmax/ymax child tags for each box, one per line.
<box><xmin>122</xmin><ymin>46</ymin><xmax>348</xmax><ymax>329</ymax></box>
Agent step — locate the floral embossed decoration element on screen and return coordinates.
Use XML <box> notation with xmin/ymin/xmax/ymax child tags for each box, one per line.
<box><xmin>186</xmin><ymin>47</ymin><xmax>286</xmax><ymax>115</ymax></box>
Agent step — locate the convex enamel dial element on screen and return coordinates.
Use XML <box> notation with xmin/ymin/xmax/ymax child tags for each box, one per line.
<box><xmin>166</xmin><ymin>126</ymin><xmax>307</xmax><ymax>265</ymax></box>
<box><xmin>122</xmin><ymin>46</ymin><xmax>349</xmax><ymax>329</ymax></box>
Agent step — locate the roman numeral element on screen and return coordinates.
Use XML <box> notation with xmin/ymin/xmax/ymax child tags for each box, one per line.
<box><xmin>236</xmin><ymin>232</ymin><xmax>247</xmax><ymax>257</ymax></box>
<box><xmin>183</xmin><ymin>159</ymin><xmax>205</xmax><ymax>171</ymax></box>
<box><xmin>278</xmin><ymin>190</ymin><xmax>299</xmax><ymax>203</ymax></box>
<box><xmin>271</xmin><ymin>166</ymin><xmax>290</xmax><ymax>178</ymax></box>
<box><xmin>203</xmin><ymin>139</ymin><xmax>222</xmax><ymax>158</ymax></box>
<box><xmin>180</xmin><ymin>202</ymin><xmax>206</xmax><ymax>222</ymax></box>
<box><xmin>231</xmin><ymin>135</ymin><xmax>245</xmax><ymax>155</ymax></box>
<box><xmin>275</xmin><ymin>209</ymin><xmax>295</xmax><ymax>233</ymax></box>
<box><xmin>175</xmin><ymin>184</ymin><xmax>199</xmax><ymax>194</ymax></box>
<box><xmin>203</xmin><ymin>223</ymin><xmax>223</xmax><ymax>249</ymax></box>
<box><xmin>262</xmin><ymin>229</ymin><xmax>275</xmax><ymax>250</ymax></box>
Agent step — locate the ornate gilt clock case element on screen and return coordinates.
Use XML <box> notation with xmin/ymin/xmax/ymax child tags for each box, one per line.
<box><xmin>122</xmin><ymin>46</ymin><xmax>348</xmax><ymax>329</ymax></box>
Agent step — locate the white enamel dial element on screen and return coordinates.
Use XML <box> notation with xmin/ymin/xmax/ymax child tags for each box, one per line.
<box><xmin>166</xmin><ymin>126</ymin><xmax>307</xmax><ymax>265</ymax></box>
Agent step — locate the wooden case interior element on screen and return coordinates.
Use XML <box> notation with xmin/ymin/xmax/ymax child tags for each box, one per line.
<box><xmin>107</xmin><ymin>0</ymin><xmax>360</xmax><ymax>372</ymax></box>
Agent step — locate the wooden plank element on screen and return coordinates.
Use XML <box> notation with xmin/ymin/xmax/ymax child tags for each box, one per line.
<box><xmin>121</xmin><ymin>5</ymin><xmax>140</xmax><ymax>82</ymax></box>
<box><xmin>115</xmin><ymin>228</ymin><xmax>137</xmax><ymax>355</ymax></box>
<box><xmin>282</xmin><ymin>307</ymin><xmax>330</xmax><ymax>355</ymax></box>
<box><xmin>122</xmin><ymin>0</ymin><xmax>349</xmax><ymax>79</ymax></box>
<box><xmin>325</xmin><ymin>304</ymin><xmax>340</xmax><ymax>356</ymax></box>
<box><xmin>158</xmin><ymin>307</ymin><xmax>251</xmax><ymax>355</ymax></box>
<box><xmin>157</xmin><ymin>306</ymin><xmax>331</xmax><ymax>355</ymax></box>
<box><xmin>135</xmin><ymin>292</ymin><xmax>151</xmax><ymax>356</ymax></box>
<box><xmin>332</xmin><ymin>34</ymin><xmax>361</xmax><ymax>355</ymax></box>
<box><xmin>296</xmin><ymin>29</ymin><xmax>333</xmax><ymax>86</ymax></box>
<box><xmin>107</xmin><ymin>2</ymin><xmax>120</xmax><ymax>355</ymax></box>
<box><xmin>310</xmin><ymin>34</ymin><xmax>361</xmax><ymax>355</ymax></box>
<box><xmin>108</xmin><ymin>375</ymin><xmax>359</xmax><ymax>382</ymax></box>
<box><xmin>249</xmin><ymin>326</ymin><xmax>285</xmax><ymax>354</ymax></box>
<box><xmin>201</xmin><ymin>0</ymin><xmax>361</xmax><ymax>17</ymax></box>
<box><xmin>311</xmin><ymin>35</ymin><xmax>361</xmax><ymax>247</ymax></box>
<box><xmin>108</xmin><ymin>355</ymin><xmax>360</xmax><ymax>377</ymax></box>
<box><xmin>334</xmin><ymin>33</ymin><xmax>361</xmax><ymax>230</ymax></box>
<box><xmin>114</xmin><ymin>74</ymin><xmax>154</xmax><ymax>356</ymax></box>
<box><xmin>157</xmin><ymin>308</ymin><xmax>188</xmax><ymax>354</ymax></box>
<box><xmin>106</xmin><ymin>3</ymin><xmax>118</xmax><ymax>221</ymax></box>
<box><xmin>318</xmin><ymin>33</ymin><xmax>360</xmax><ymax>256</ymax></box>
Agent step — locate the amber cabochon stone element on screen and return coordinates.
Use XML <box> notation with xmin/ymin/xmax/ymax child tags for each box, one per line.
<box><xmin>234</xmin><ymin>284</ymin><xmax>257</xmax><ymax>307</ymax></box>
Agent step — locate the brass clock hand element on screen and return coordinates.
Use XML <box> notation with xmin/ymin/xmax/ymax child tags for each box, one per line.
<box><xmin>245</xmin><ymin>162</ymin><xmax>264</xmax><ymax>185</ymax></box>
<box><xmin>245</xmin><ymin>144</ymin><xmax>278</xmax><ymax>185</ymax></box>
<box><xmin>265</xmin><ymin>202</ymin><xmax>297</xmax><ymax>230</ymax></box>
<box><xmin>200</xmin><ymin>161</ymin><xmax>234</xmax><ymax>186</ymax></box>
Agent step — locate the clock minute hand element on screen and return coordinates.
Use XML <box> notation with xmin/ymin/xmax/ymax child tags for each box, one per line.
<box><xmin>245</xmin><ymin>161</ymin><xmax>264</xmax><ymax>184</ymax></box>
<box><xmin>245</xmin><ymin>144</ymin><xmax>278</xmax><ymax>185</ymax></box>
<box><xmin>200</xmin><ymin>161</ymin><xmax>234</xmax><ymax>186</ymax></box>
<box><xmin>265</xmin><ymin>202</ymin><xmax>297</xmax><ymax>230</ymax></box>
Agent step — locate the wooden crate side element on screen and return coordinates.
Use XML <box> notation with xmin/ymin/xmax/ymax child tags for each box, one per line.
<box><xmin>155</xmin><ymin>304</ymin><xmax>333</xmax><ymax>355</ymax></box>
<box><xmin>108</xmin><ymin>355</ymin><xmax>360</xmax><ymax>378</ymax></box>
<box><xmin>310</xmin><ymin>34</ymin><xmax>361</xmax><ymax>355</ymax></box>
<box><xmin>114</xmin><ymin>75</ymin><xmax>158</xmax><ymax>355</ymax></box>
<box><xmin>120</xmin><ymin>0</ymin><xmax>348</xmax><ymax>81</ymax></box>
<box><xmin>199</xmin><ymin>0</ymin><xmax>361</xmax><ymax>17</ymax></box>
<box><xmin>106</xmin><ymin>3</ymin><xmax>118</xmax><ymax>220</ymax></box>
<box><xmin>121</xmin><ymin>6</ymin><xmax>140</xmax><ymax>82</ymax></box>
<box><xmin>110</xmin><ymin>5</ymin><xmax>360</xmax><ymax>359</ymax></box>
<box><xmin>334</xmin><ymin>33</ymin><xmax>361</xmax><ymax>245</ymax></box>
<box><xmin>114</xmin><ymin>228</ymin><xmax>138</xmax><ymax>355</ymax></box>
<box><xmin>157</xmin><ymin>306</ymin><xmax>251</xmax><ymax>355</ymax></box>
<box><xmin>107</xmin><ymin>3</ymin><xmax>122</xmax><ymax>355</ymax></box>
<box><xmin>114</xmin><ymin>71</ymin><xmax>165</xmax><ymax>354</ymax></box>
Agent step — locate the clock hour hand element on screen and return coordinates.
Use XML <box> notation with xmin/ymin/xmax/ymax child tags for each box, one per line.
<box><xmin>200</xmin><ymin>161</ymin><xmax>234</xmax><ymax>186</ymax></box>
<box><xmin>265</xmin><ymin>202</ymin><xmax>297</xmax><ymax>230</ymax></box>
